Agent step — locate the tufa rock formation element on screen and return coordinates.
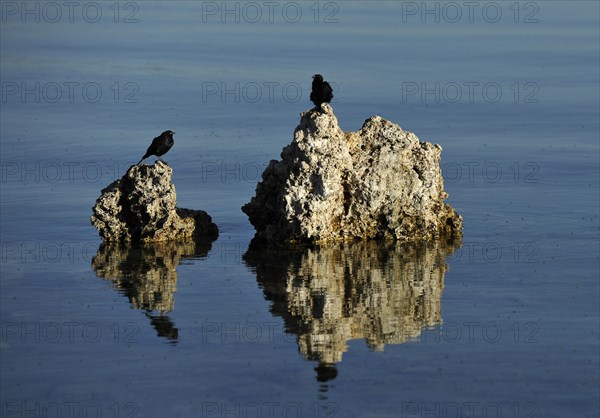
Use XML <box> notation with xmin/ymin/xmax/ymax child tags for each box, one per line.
<box><xmin>91</xmin><ymin>161</ymin><xmax>218</xmax><ymax>243</ymax></box>
<box><xmin>242</xmin><ymin>104</ymin><xmax>462</xmax><ymax>243</ymax></box>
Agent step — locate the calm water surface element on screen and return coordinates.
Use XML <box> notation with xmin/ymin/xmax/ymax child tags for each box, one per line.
<box><xmin>1</xmin><ymin>1</ymin><xmax>598</xmax><ymax>417</ymax></box>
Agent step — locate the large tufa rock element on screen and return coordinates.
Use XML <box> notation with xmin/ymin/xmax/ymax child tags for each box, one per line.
<box><xmin>91</xmin><ymin>161</ymin><xmax>218</xmax><ymax>243</ymax></box>
<box><xmin>242</xmin><ymin>104</ymin><xmax>462</xmax><ymax>243</ymax></box>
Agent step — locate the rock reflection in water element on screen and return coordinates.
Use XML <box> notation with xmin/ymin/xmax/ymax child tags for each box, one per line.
<box><xmin>244</xmin><ymin>238</ymin><xmax>460</xmax><ymax>382</ymax></box>
<box><xmin>92</xmin><ymin>239</ymin><xmax>213</xmax><ymax>342</ymax></box>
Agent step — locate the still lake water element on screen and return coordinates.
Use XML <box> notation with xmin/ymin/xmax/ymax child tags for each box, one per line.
<box><xmin>1</xmin><ymin>1</ymin><xmax>598</xmax><ymax>417</ymax></box>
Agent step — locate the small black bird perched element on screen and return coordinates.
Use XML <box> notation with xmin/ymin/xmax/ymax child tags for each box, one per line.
<box><xmin>310</xmin><ymin>74</ymin><xmax>333</xmax><ymax>111</ymax></box>
<box><xmin>137</xmin><ymin>130</ymin><xmax>175</xmax><ymax>165</ymax></box>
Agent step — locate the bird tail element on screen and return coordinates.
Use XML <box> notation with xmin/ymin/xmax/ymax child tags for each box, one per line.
<box><xmin>137</xmin><ymin>152</ymin><xmax>150</xmax><ymax>165</ymax></box>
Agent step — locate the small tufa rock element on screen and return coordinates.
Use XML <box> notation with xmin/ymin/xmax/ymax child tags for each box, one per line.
<box><xmin>91</xmin><ymin>161</ymin><xmax>218</xmax><ymax>243</ymax></box>
<box><xmin>242</xmin><ymin>103</ymin><xmax>462</xmax><ymax>243</ymax></box>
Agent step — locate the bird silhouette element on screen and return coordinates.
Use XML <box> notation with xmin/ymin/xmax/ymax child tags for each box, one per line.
<box><xmin>310</xmin><ymin>74</ymin><xmax>333</xmax><ymax>111</ymax></box>
<box><xmin>137</xmin><ymin>130</ymin><xmax>175</xmax><ymax>165</ymax></box>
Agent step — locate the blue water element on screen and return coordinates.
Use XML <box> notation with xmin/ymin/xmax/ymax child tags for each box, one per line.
<box><xmin>1</xmin><ymin>1</ymin><xmax>598</xmax><ymax>417</ymax></box>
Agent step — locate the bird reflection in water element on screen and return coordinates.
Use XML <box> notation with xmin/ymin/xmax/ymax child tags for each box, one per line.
<box><xmin>91</xmin><ymin>239</ymin><xmax>213</xmax><ymax>344</ymax></box>
<box><xmin>244</xmin><ymin>237</ymin><xmax>461</xmax><ymax>393</ymax></box>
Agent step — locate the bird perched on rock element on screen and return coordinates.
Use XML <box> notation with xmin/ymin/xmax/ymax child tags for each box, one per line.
<box><xmin>310</xmin><ymin>74</ymin><xmax>333</xmax><ymax>111</ymax></box>
<box><xmin>137</xmin><ymin>130</ymin><xmax>175</xmax><ymax>165</ymax></box>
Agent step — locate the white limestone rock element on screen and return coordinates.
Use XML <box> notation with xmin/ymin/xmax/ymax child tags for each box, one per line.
<box><xmin>242</xmin><ymin>104</ymin><xmax>462</xmax><ymax>242</ymax></box>
<box><xmin>91</xmin><ymin>161</ymin><xmax>218</xmax><ymax>243</ymax></box>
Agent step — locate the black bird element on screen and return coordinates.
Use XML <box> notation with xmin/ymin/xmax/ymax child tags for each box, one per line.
<box><xmin>137</xmin><ymin>130</ymin><xmax>175</xmax><ymax>165</ymax></box>
<box><xmin>310</xmin><ymin>74</ymin><xmax>333</xmax><ymax>111</ymax></box>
